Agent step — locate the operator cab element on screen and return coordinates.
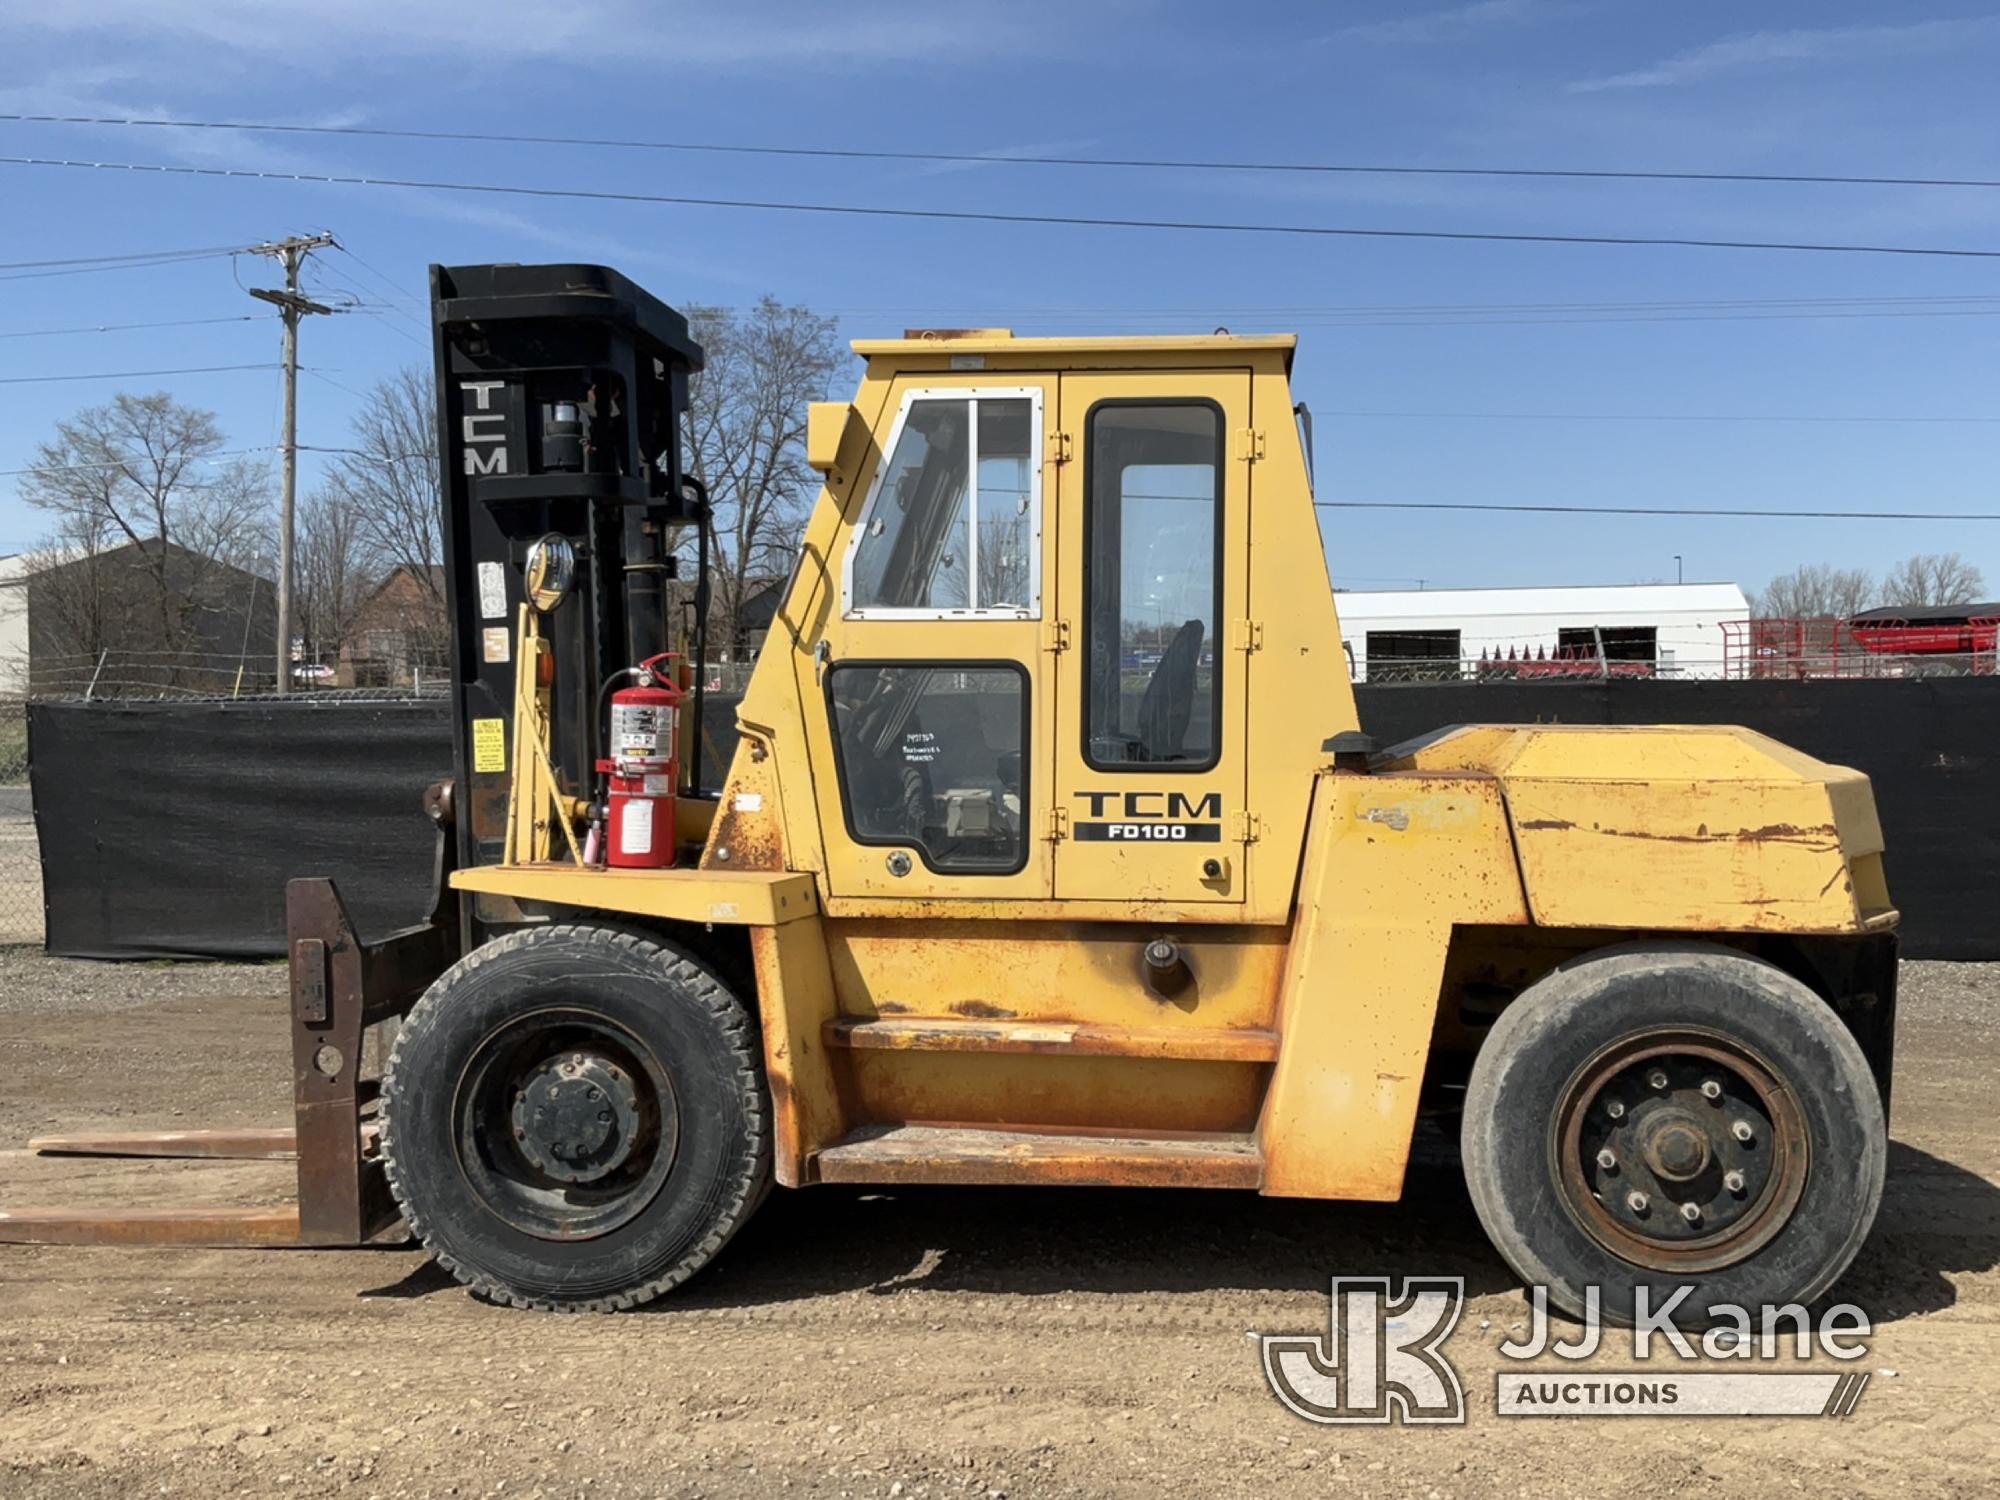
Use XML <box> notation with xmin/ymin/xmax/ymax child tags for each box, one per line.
<box><xmin>739</xmin><ymin>328</ymin><xmax>1347</xmax><ymax>919</ymax></box>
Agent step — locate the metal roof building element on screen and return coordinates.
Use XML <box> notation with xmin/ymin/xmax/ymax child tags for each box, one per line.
<box><xmin>1336</xmin><ymin>582</ymin><xmax>1751</xmax><ymax>683</ymax></box>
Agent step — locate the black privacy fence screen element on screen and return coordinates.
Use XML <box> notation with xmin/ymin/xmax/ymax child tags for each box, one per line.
<box><xmin>18</xmin><ymin>678</ymin><xmax>1997</xmax><ymax>961</ymax></box>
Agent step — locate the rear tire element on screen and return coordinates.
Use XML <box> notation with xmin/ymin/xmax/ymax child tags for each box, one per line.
<box><xmin>1461</xmin><ymin>943</ymin><xmax>1885</xmax><ymax>1326</ymax></box>
<box><xmin>381</xmin><ymin>922</ymin><xmax>770</xmax><ymax>1312</ymax></box>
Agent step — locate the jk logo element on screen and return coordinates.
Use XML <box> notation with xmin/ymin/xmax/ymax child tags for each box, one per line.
<box><xmin>1261</xmin><ymin>1277</ymin><xmax>1467</xmax><ymax>1425</ymax></box>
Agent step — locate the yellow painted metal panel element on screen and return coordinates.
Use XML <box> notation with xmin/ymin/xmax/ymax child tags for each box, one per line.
<box><xmin>1504</xmin><ymin>778</ymin><xmax>1860</xmax><ymax>932</ymax></box>
<box><xmin>1259</xmin><ymin>774</ymin><xmax>1529</xmax><ymax>1201</ymax></box>
<box><xmin>841</xmin><ymin>1050</ymin><xmax>1268</xmax><ymax>1135</ymax></box>
<box><xmin>822</xmin><ymin>917</ymin><xmax>1286</xmax><ymax>1032</ymax></box>
<box><xmin>1052</xmin><ymin>369</ymin><xmax>1252</xmax><ymax>905</ymax></box>
<box><xmin>751</xmin><ymin>916</ymin><xmax>846</xmax><ymax>1187</ymax></box>
<box><xmin>805</xmin><ymin>401</ymin><xmax>860</xmax><ymax>474</ymax></box>
<box><xmin>825</xmin><ymin>1015</ymin><xmax>1280</xmax><ymax>1062</ymax></box>
<box><xmin>1380</xmin><ymin>724</ymin><xmax>1886</xmax><ymax>933</ymax></box>
<box><xmin>851</xmin><ymin>333</ymin><xmax>1297</xmax><ymax>364</ymax></box>
<box><xmin>449</xmin><ymin>863</ymin><xmax>817</xmax><ymax>926</ymax></box>
<box><xmin>793</xmin><ymin>371</ymin><xmax>1059</xmax><ymax>904</ymax></box>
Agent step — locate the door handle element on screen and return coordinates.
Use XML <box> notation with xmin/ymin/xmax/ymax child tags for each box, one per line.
<box><xmin>813</xmin><ymin>638</ymin><xmax>832</xmax><ymax>683</ymax></box>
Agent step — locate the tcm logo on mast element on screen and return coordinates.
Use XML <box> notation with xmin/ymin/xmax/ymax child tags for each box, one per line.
<box><xmin>1261</xmin><ymin>1277</ymin><xmax>1467</xmax><ymax>1425</ymax></box>
<box><xmin>461</xmin><ymin>380</ymin><xmax>509</xmax><ymax>476</ymax></box>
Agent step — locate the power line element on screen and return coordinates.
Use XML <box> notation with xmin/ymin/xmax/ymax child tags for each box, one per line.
<box><xmin>829</xmin><ymin>293</ymin><xmax>2000</xmax><ymax>330</ymax></box>
<box><xmin>0</xmin><ymin>314</ymin><xmax>267</xmax><ymax>340</ymax></box>
<box><xmin>6</xmin><ymin>154</ymin><xmax>2000</xmax><ymax>261</ymax></box>
<box><xmin>301</xmin><ymin>366</ymin><xmax>373</xmax><ymax>402</ymax></box>
<box><xmin>0</xmin><ymin>244</ymin><xmax>257</xmax><ymax>283</ymax></box>
<box><xmin>1321</xmin><ymin>408</ymin><xmax>2000</xmax><ymax>425</ymax></box>
<box><xmin>0</xmin><ymin>243</ymin><xmax>253</xmax><ymax>270</ymax></box>
<box><xmin>329</xmin><ymin>241</ymin><xmax>423</xmax><ymax>305</ymax></box>
<box><xmin>0</xmin><ymin>445</ymin><xmax>281</xmax><ymax>478</ymax></box>
<box><xmin>1317</xmin><ymin>500</ymin><xmax>2000</xmax><ymax>521</ymax></box>
<box><xmin>0</xmin><ymin>362</ymin><xmax>280</xmax><ymax>384</ymax></box>
<box><xmin>9</xmin><ymin>114</ymin><xmax>1997</xmax><ymax>193</ymax></box>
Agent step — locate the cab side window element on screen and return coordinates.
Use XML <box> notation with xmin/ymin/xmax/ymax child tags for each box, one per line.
<box><xmin>847</xmin><ymin>392</ymin><xmax>1040</xmax><ymax>618</ymax></box>
<box><xmin>827</xmin><ymin>663</ymin><xmax>1028</xmax><ymax>874</ymax></box>
<box><xmin>1083</xmin><ymin>402</ymin><xmax>1222</xmax><ymax>769</ymax></box>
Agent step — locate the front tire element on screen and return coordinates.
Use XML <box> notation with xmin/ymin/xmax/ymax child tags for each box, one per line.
<box><xmin>1462</xmin><ymin>943</ymin><xmax>1885</xmax><ymax>1326</ymax></box>
<box><xmin>381</xmin><ymin>922</ymin><xmax>770</xmax><ymax>1312</ymax></box>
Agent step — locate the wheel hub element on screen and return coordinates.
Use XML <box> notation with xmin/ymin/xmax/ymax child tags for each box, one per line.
<box><xmin>510</xmin><ymin>1052</ymin><xmax>642</xmax><ymax>1185</ymax></box>
<box><xmin>1554</xmin><ymin>1032</ymin><xmax>1809</xmax><ymax>1273</ymax></box>
<box><xmin>1638</xmin><ymin>1114</ymin><xmax>1711</xmax><ymax>1183</ymax></box>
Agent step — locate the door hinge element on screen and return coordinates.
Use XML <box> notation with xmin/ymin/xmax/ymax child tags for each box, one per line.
<box><xmin>1231</xmin><ymin>810</ymin><xmax>1262</xmax><ymax>843</ymax></box>
<box><xmin>1045</xmin><ymin>618</ymin><xmax>1072</xmax><ymax>653</ymax></box>
<box><xmin>1233</xmin><ymin>427</ymin><xmax>1266</xmax><ymax>463</ymax></box>
<box><xmin>1230</xmin><ymin>619</ymin><xmax>1263</xmax><ymax>653</ymax></box>
<box><xmin>1046</xmin><ymin>806</ymin><xmax>1070</xmax><ymax>841</ymax></box>
<box><xmin>1046</xmin><ymin>430</ymin><xmax>1073</xmax><ymax>465</ymax></box>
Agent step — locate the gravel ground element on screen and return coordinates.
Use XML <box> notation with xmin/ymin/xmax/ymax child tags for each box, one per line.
<box><xmin>0</xmin><ymin>954</ymin><xmax>1995</xmax><ymax>1499</ymax></box>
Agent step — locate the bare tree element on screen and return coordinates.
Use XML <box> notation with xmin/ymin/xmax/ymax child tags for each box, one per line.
<box><xmin>1752</xmin><ymin>564</ymin><xmax>1877</xmax><ymax>619</ymax></box>
<box><xmin>321</xmin><ymin>367</ymin><xmax>443</xmax><ymax>606</ymax></box>
<box><xmin>682</xmin><ymin>299</ymin><xmax>845</xmax><ymax>660</ymax></box>
<box><xmin>21</xmin><ymin>392</ymin><xmax>271</xmax><ymax>684</ymax></box>
<box><xmin>292</xmin><ymin>486</ymin><xmax>379</xmax><ymax>665</ymax></box>
<box><xmin>1878</xmin><ymin>552</ymin><xmax>1987</xmax><ymax>610</ymax></box>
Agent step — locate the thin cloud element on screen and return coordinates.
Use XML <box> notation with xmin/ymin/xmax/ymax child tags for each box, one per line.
<box><xmin>1328</xmin><ymin>0</ymin><xmax>1546</xmax><ymax>46</ymax></box>
<box><xmin>7</xmin><ymin>0</ymin><xmax>1056</xmax><ymax>71</ymax></box>
<box><xmin>1571</xmin><ymin>16</ymin><xmax>2000</xmax><ymax>92</ymax></box>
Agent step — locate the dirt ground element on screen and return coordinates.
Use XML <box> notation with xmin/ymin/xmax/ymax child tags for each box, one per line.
<box><xmin>0</xmin><ymin>949</ymin><xmax>1995</xmax><ymax>1500</ymax></box>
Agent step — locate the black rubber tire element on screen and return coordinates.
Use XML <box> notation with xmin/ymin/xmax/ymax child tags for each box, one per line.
<box><xmin>1461</xmin><ymin>942</ymin><xmax>1886</xmax><ymax>1327</ymax></box>
<box><xmin>380</xmin><ymin>922</ymin><xmax>770</xmax><ymax>1312</ymax></box>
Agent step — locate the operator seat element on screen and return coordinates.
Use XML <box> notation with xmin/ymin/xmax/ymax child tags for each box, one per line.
<box><xmin>1134</xmin><ymin>619</ymin><xmax>1204</xmax><ymax>763</ymax></box>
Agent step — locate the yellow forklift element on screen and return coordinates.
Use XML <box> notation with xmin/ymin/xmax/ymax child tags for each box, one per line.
<box><xmin>2</xmin><ymin>263</ymin><xmax>1897</xmax><ymax>1324</ymax></box>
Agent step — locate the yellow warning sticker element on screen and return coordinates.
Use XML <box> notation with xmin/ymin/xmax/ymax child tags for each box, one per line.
<box><xmin>472</xmin><ymin>718</ymin><xmax>506</xmax><ymax>774</ymax></box>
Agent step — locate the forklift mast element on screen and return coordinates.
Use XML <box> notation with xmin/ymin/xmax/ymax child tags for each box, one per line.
<box><xmin>429</xmin><ymin>263</ymin><xmax>707</xmax><ymax>919</ymax></box>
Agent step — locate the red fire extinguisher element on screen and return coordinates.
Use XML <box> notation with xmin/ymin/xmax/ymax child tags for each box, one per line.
<box><xmin>599</xmin><ymin>653</ymin><xmax>683</xmax><ymax>869</ymax></box>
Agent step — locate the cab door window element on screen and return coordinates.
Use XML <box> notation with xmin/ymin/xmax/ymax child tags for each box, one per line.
<box><xmin>845</xmin><ymin>390</ymin><xmax>1041</xmax><ymax>619</ymax></box>
<box><xmin>1083</xmin><ymin>402</ymin><xmax>1223</xmax><ymax>770</ymax></box>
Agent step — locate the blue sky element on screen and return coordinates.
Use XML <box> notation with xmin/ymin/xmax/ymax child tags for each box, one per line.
<box><xmin>2</xmin><ymin>1</ymin><xmax>1996</xmax><ymax>598</ymax></box>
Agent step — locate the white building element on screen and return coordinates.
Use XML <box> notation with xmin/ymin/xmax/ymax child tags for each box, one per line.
<box><xmin>0</xmin><ymin>554</ymin><xmax>29</xmax><ymax>698</ymax></box>
<box><xmin>1336</xmin><ymin>582</ymin><xmax>1751</xmax><ymax>683</ymax></box>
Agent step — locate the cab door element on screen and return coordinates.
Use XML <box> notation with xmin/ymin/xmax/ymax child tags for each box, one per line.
<box><xmin>1053</xmin><ymin>371</ymin><xmax>1251</xmax><ymax>904</ymax></box>
<box><xmin>800</xmin><ymin>375</ymin><xmax>1056</xmax><ymax>902</ymax></box>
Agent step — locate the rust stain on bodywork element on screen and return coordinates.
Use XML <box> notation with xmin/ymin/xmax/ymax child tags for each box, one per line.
<box><xmin>951</xmin><ymin>1000</ymin><xmax>1019</xmax><ymax>1020</ymax></box>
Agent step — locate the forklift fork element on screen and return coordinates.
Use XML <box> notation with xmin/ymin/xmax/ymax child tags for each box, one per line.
<box><xmin>0</xmin><ymin>878</ymin><xmax>452</xmax><ymax>1248</ymax></box>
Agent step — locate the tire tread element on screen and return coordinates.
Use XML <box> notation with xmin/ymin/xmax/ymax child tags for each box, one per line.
<box><xmin>379</xmin><ymin>921</ymin><xmax>769</xmax><ymax>1313</ymax></box>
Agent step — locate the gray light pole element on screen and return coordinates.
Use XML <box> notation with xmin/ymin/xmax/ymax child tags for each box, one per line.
<box><xmin>249</xmin><ymin>234</ymin><xmax>336</xmax><ymax>694</ymax></box>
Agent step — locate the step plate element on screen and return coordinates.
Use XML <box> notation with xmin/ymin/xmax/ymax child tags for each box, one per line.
<box><xmin>814</xmin><ymin>1124</ymin><xmax>1262</xmax><ymax>1190</ymax></box>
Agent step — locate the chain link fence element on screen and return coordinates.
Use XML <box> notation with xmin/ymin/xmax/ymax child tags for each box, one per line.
<box><xmin>0</xmin><ymin>699</ymin><xmax>39</xmax><ymax>946</ymax></box>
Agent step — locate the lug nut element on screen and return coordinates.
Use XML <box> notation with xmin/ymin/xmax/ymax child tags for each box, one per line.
<box><xmin>1595</xmin><ymin>1148</ymin><xmax>1618</xmax><ymax>1170</ymax></box>
<box><xmin>1724</xmin><ymin>1170</ymin><xmax>1747</xmax><ymax>1194</ymax></box>
<box><xmin>1732</xmin><ymin>1121</ymin><xmax>1755</xmax><ymax>1144</ymax></box>
<box><xmin>1605</xmin><ymin>1100</ymin><xmax>1627</xmax><ymax>1120</ymax></box>
<box><xmin>1648</xmin><ymin>1070</ymin><xmax>1669</xmax><ymax>1090</ymax></box>
<box><xmin>1700</xmin><ymin>1079</ymin><xmax>1723</xmax><ymax>1100</ymax></box>
<box><xmin>1626</xmin><ymin>1190</ymin><xmax>1650</xmax><ymax>1214</ymax></box>
<box><xmin>1680</xmin><ymin>1202</ymin><xmax>1702</xmax><ymax>1224</ymax></box>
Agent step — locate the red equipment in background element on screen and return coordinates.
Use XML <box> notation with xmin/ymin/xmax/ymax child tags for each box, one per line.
<box><xmin>602</xmin><ymin>654</ymin><xmax>684</xmax><ymax>869</ymax></box>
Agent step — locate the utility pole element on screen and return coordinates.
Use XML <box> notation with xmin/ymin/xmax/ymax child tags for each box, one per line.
<box><xmin>248</xmin><ymin>234</ymin><xmax>336</xmax><ymax>695</ymax></box>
